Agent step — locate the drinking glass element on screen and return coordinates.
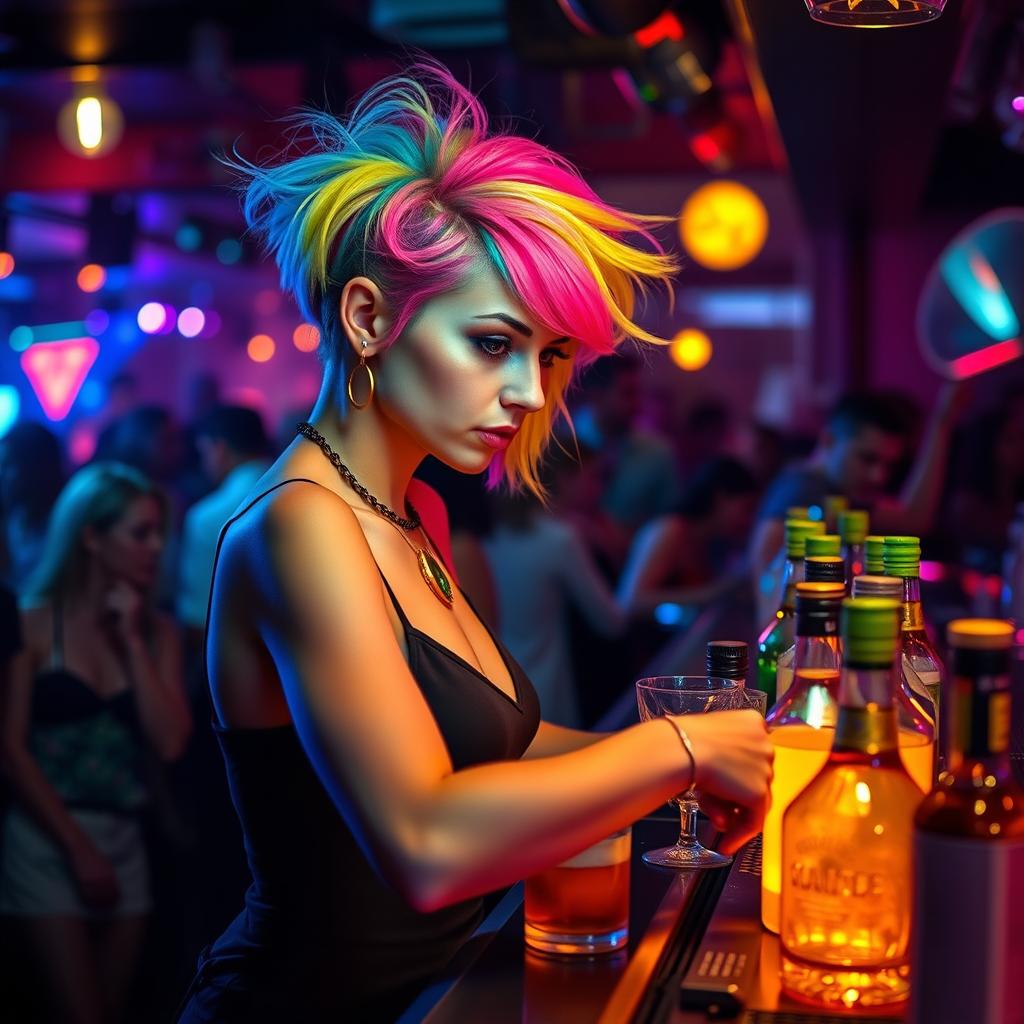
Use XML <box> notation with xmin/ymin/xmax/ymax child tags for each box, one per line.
<box><xmin>635</xmin><ymin>676</ymin><xmax>764</xmax><ymax>869</ymax></box>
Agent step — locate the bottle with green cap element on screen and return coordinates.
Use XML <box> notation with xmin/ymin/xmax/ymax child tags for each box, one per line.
<box><xmin>911</xmin><ymin>619</ymin><xmax>1024</xmax><ymax>1024</ymax></box>
<box><xmin>761</xmin><ymin>581</ymin><xmax>843</xmax><ymax>934</ymax></box>
<box><xmin>883</xmin><ymin>535</ymin><xmax>943</xmax><ymax>769</ymax></box>
<box><xmin>756</xmin><ymin>519</ymin><xmax>826</xmax><ymax>703</ymax></box>
<box><xmin>805</xmin><ymin>534</ymin><xmax>841</xmax><ymax>558</ymax></box>
<box><xmin>823</xmin><ymin>494</ymin><xmax>848</xmax><ymax>533</ymax></box>
<box><xmin>780</xmin><ymin>598</ymin><xmax>926</xmax><ymax>1010</ymax></box>
<box><xmin>864</xmin><ymin>534</ymin><xmax>886</xmax><ymax>574</ymax></box>
<box><xmin>839</xmin><ymin>509</ymin><xmax>869</xmax><ymax>581</ymax></box>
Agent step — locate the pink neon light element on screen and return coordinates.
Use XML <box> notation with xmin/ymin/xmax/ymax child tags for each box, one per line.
<box><xmin>20</xmin><ymin>337</ymin><xmax>100</xmax><ymax>421</ymax></box>
<box><xmin>1013</xmin><ymin>96</ymin><xmax>1024</xmax><ymax>114</ymax></box>
<box><xmin>919</xmin><ymin>561</ymin><xmax>945</xmax><ymax>583</ymax></box>
<box><xmin>949</xmin><ymin>337</ymin><xmax>1023</xmax><ymax>379</ymax></box>
<box><xmin>1016</xmin><ymin>628</ymin><xmax>1024</xmax><ymax>647</ymax></box>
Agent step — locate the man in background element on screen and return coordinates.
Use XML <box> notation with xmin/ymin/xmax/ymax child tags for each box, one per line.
<box><xmin>177</xmin><ymin>405</ymin><xmax>270</xmax><ymax>642</ymax></box>
<box><xmin>749</xmin><ymin>385</ymin><xmax>964</xmax><ymax>602</ymax></box>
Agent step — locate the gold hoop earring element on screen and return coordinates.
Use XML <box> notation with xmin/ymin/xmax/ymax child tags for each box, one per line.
<box><xmin>347</xmin><ymin>342</ymin><xmax>375</xmax><ymax>409</ymax></box>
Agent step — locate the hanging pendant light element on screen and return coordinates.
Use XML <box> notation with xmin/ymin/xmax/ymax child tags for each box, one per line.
<box><xmin>57</xmin><ymin>67</ymin><xmax>124</xmax><ymax>158</ymax></box>
<box><xmin>804</xmin><ymin>0</ymin><xmax>946</xmax><ymax>28</ymax></box>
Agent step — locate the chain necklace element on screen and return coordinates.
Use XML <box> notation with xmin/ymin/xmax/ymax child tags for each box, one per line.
<box><xmin>296</xmin><ymin>422</ymin><xmax>454</xmax><ymax>608</ymax></box>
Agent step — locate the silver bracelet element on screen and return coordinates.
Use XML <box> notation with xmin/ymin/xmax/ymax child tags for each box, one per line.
<box><xmin>660</xmin><ymin>716</ymin><xmax>697</xmax><ymax>789</ymax></box>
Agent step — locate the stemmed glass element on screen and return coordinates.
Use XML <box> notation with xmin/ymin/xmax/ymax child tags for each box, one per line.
<box><xmin>635</xmin><ymin>676</ymin><xmax>765</xmax><ymax>870</ymax></box>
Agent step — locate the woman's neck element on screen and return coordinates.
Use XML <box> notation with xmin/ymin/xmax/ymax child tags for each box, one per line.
<box><xmin>307</xmin><ymin>366</ymin><xmax>426</xmax><ymax>516</ymax></box>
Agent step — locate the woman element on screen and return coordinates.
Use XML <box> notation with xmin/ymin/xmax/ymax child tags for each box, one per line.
<box><xmin>0</xmin><ymin>463</ymin><xmax>192</xmax><ymax>1024</ymax></box>
<box><xmin>178</xmin><ymin>64</ymin><xmax>772</xmax><ymax>1021</ymax></box>
<box><xmin>619</xmin><ymin>456</ymin><xmax>761</xmax><ymax>617</ymax></box>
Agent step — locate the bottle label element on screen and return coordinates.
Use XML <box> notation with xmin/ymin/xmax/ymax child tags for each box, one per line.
<box><xmin>953</xmin><ymin>673</ymin><xmax>1011</xmax><ymax>758</ymax></box>
<box><xmin>911</xmin><ymin>832</ymin><xmax>1024</xmax><ymax>1024</ymax></box>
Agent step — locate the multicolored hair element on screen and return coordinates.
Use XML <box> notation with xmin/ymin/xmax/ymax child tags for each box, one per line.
<box><xmin>229</xmin><ymin>60</ymin><xmax>677</xmax><ymax>494</ymax></box>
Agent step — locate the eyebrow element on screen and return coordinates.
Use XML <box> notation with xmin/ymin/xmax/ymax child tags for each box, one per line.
<box><xmin>473</xmin><ymin>313</ymin><xmax>570</xmax><ymax>345</ymax></box>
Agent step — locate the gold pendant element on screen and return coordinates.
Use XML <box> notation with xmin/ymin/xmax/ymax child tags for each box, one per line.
<box><xmin>417</xmin><ymin>548</ymin><xmax>454</xmax><ymax>608</ymax></box>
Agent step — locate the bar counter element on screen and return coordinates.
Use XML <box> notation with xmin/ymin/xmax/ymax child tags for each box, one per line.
<box><xmin>402</xmin><ymin>815</ymin><xmax>905</xmax><ymax>1024</ymax></box>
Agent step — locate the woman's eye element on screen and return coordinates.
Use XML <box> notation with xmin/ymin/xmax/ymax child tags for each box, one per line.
<box><xmin>540</xmin><ymin>348</ymin><xmax>570</xmax><ymax>368</ymax></box>
<box><xmin>474</xmin><ymin>336</ymin><xmax>512</xmax><ymax>358</ymax></box>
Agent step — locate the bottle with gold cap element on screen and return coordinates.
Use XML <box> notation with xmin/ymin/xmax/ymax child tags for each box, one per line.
<box><xmin>852</xmin><ymin>575</ymin><xmax>935</xmax><ymax>785</ymax></box>
<box><xmin>910</xmin><ymin>619</ymin><xmax>1024</xmax><ymax>1024</ymax></box>
<box><xmin>865</xmin><ymin>534</ymin><xmax>886</xmax><ymax>574</ymax></box>
<box><xmin>839</xmin><ymin>509</ymin><xmax>869</xmax><ymax>581</ymax></box>
<box><xmin>761</xmin><ymin>581</ymin><xmax>843</xmax><ymax>934</ymax></box>
<box><xmin>780</xmin><ymin>598</ymin><xmax>923</xmax><ymax>1010</ymax></box>
<box><xmin>883</xmin><ymin>536</ymin><xmax>943</xmax><ymax>759</ymax></box>
<box><xmin>756</xmin><ymin>519</ymin><xmax>826</xmax><ymax>704</ymax></box>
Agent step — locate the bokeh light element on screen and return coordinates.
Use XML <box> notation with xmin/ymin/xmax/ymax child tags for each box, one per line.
<box><xmin>670</xmin><ymin>328</ymin><xmax>713</xmax><ymax>371</ymax></box>
<box><xmin>679</xmin><ymin>181</ymin><xmax>769</xmax><ymax>271</ymax></box>
<box><xmin>69</xmin><ymin>424</ymin><xmax>98</xmax><ymax>464</ymax></box>
<box><xmin>293</xmin><ymin>323</ymin><xmax>320</xmax><ymax>352</ymax></box>
<box><xmin>247</xmin><ymin>334</ymin><xmax>276</xmax><ymax>363</ymax></box>
<box><xmin>177</xmin><ymin>307</ymin><xmax>206</xmax><ymax>338</ymax></box>
<box><xmin>9</xmin><ymin>325</ymin><xmax>33</xmax><ymax>352</ymax></box>
<box><xmin>0</xmin><ymin>385</ymin><xmax>20</xmax><ymax>436</ymax></box>
<box><xmin>137</xmin><ymin>301</ymin><xmax>167</xmax><ymax>334</ymax></box>
<box><xmin>84</xmin><ymin>309</ymin><xmax>110</xmax><ymax>336</ymax></box>
<box><xmin>77</xmin><ymin>263</ymin><xmax>107</xmax><ymax>292</ymax></box>
<box><xmin>0</xmin><ymin>253</ymin><xmax>14</xmax><ymax>279</ymax></box>
<box><xmin>1013</xmin><ymin>96</ymin><xmax>1024</xmax><ymax>114</ymax></box>
<box><xmin>175</xmin><ymin>223</ymin><xmax>202</xmax><ymax>251</ymax></box>
<box><xmin>216</xmin><ymin>238</ymin><xmax>242</xmax><ymax>265</ymax></box>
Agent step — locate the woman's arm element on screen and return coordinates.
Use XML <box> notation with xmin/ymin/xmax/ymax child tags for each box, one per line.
<box><xmin>255</xmin><ymin>485</ymin><xmax>772</xmax><ymax>913</ymax></box>
<box><xmin>108</xmin><ymin>590</ymin><xmax>192</xmax><ymax>761</ymax></box>
<box><xmin>522</xmin><ymin>720</ymin><xmax>609</xmax><ymax>759</ymax></box>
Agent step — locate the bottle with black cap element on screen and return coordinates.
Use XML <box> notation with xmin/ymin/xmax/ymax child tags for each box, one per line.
<box><xmin>706</xmin><ymin>640</ymin><xmax>748</xmax><ymax>686</ymax></box>
<box><xmin>804</xmin><ymin>555</ymin><xmax>846</xmax><ymax>588</ymax></box>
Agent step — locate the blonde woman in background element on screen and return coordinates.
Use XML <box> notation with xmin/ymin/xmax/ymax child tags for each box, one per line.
<box><xmin>1</xmin><ymin>462</ymin><xmax>192</xmax><ymax>1024</ymax></box>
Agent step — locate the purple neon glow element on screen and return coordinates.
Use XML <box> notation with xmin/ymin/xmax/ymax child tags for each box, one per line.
<box><xmin>1013</xmin><ymin>96</ymin><xmax>1024</xmax><ymax>114</ymax></box>
<box><xmin>137</xmin><ymin>302</ymin><xmax>166</xmax><ymax>333</ymax></box>
<box><xmin>177</xmin><ymin>307</ymin><xmax>205</xmax><ymax>338</ymax></box>
<box><xmin>199</xmin><ymin>310</ymin><xmax>222</xmax><ymax>338</ymax></box>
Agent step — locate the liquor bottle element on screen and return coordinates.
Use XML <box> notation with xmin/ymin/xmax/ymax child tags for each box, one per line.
<box><xmin>756</xmin><ymin>519</ymin><xmax>825</xmax><ymax>705</ymax></box>
<box><xmin>839</xmin><ymin>509</ymin><xmax>868</xmax><ymax>582</ymax></box>
<box><xmin>780</xmin><ymin>598</ymin><xmax>924</xmax><ymax>1010</ymax></box>
<box><xmin>853</xmin><ymin>574</ymin><xmax>936</xmax><ymax>783</ymax></box>
<box><xmin>786</xmin><ymin>505</ymin><xmax>810</xmax><ymax>521</ymax></box>
<box><xmin>775</xmin><ymin>578</ymin><xmax>844</xmax><ymax>702</ymax></box>
<box><xmin>706</xmin><ymin>640</ymin><xmax>748</xmax><ymax>685</ymax></box>
<box><xmin>823</xmin><ymin>494</ymin><xmax>848</xmax><ymax>533</ymax></box>
<box><xmin>804</xmin><ymin>555</ymin><xmax>845</xmax><ymax>586</ymax></box>
<box><xmin>910</xmin><ymin>619</ymin><xmax>1024</xmax><ymax>1024</ymax></box>
<box><xmin>864</xmin><ymin>534</ymin><xmax>885</xmax><ymax>574</ymax></box>
<box><xmin>883</xmin><ymin>536</ymin><xmax>942</xmax><ymax>756</ymax></box>
<box><xmin>805</xmin><ymin>534</ymin><xmax>841</xmax><ymax>558</ymax></box>
<box><xmin>761</xmin><ymin>582</ymin><xmax>843</xmax><ymax>934</ymax></box>
<box><xmin>1001</xmin><ymin>501</ymin><xmax>1024</xmax><ymax>622</ymax></box>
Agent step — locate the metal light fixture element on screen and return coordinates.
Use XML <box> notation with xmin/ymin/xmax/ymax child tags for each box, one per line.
<box><xmin>804</xmin><ymin>0</ymin><xmax>946</xmax><ymax>29</ymax></box>
<box><xmin>57</xmin><ymin>67</ymin><xmax>123</xmax><ymax>158</ymax></box>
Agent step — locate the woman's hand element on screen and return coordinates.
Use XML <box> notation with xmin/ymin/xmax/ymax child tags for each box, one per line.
<box><xmin>676</xmin><ymin>709</ymin><xmax>773</xmax><ymax>814</ymax></box>
<box><xmin>69</xmin><ymin>840</ymin><xmax>121</xmax><ymax>909</ymax></box>
<box><xmin>104</xmin><ymin>580</ymin><xmax>145</xmax><ymax>645</ymax></box>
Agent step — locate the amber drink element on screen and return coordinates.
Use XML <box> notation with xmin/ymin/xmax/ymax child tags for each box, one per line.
<box><xmin>524</xmin><ymin>828</ymin><xmax>631</xmax><ymax>955</ymax></box>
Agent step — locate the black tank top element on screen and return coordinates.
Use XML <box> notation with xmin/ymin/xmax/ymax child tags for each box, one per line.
<box><xmin>179</xmin><ymin>480</ymin><xmax>540</xmax><ymax>1023</ymax></box>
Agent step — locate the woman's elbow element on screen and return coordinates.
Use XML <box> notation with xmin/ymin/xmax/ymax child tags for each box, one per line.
<box><xmin>391</xmin><ymin>823</ymin><xmax>469</xmax><ymax>915</ymax></box>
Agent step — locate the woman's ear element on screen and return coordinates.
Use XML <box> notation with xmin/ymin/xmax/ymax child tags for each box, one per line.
<box><xmin>339</xmin><ymin>277</ymin><xmax>392</xmax><ymax>361</ymax></box>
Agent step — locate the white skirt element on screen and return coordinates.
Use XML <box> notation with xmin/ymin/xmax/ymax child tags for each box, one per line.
<box><xmin>0</xmin><ymin>805</ymin><xmax>152</xmax><ymax>918</ymax></box>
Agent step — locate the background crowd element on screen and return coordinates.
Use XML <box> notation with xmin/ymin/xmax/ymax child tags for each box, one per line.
<box><xmin>0</xmin><ymin>351</ymin><xmax>1022</xmax><ymax>1021</ymax></box>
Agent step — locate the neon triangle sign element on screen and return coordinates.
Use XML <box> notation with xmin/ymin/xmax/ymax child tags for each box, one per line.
<box><xmin>21</xmin><ymin>337</ymin><xmax>100</xmax><ymax>421</ymax></box>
